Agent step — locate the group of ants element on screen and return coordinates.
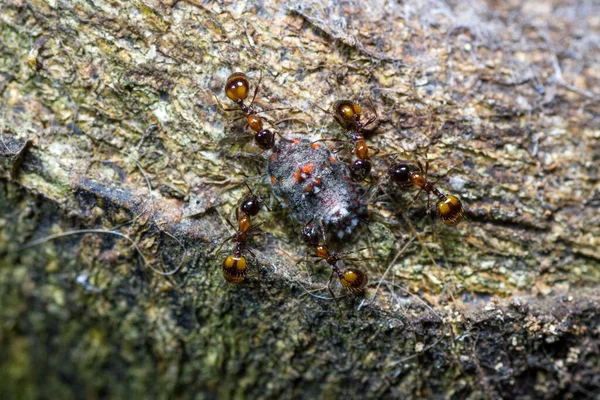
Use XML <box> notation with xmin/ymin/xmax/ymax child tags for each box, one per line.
<box><xmin>215</xmin><ymin>72</ymin><xmax>464</xmax><ymax>301</ymax></box>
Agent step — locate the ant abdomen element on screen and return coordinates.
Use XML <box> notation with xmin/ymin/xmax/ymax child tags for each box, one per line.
<box><xmin>333</xmin><ymin>100</ymin><xmax>362</xmax><ymax>130</ymax></box>
<box><xmin>222</xmin><ymin>254</ymin><xmax>248</xmax><ymax>283</ymax></box>
<box><xmin>436</xmin><ymin>195</ymin><xmax>464</xmax><ymax>226</ymax></box>
<box><xmin>225</xmin><ymin>73</ymin><xmax>250</xmax><ymax>103</ymax></box>
<box><xmin>339</xmin><ymin>268</ymin><xmax>368</xmax><ymax>292</ymax></box>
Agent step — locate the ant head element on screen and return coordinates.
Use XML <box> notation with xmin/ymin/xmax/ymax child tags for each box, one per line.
<box><xmin>240</xmin><ymin>193</ymin><xmax>261</xmax><ymax>216</ymax></box>
<box><xmin>350</xmin><ymin>159</ymin><xmax>372</xmax><ymax>182</ymax></box>
<box><xmin>339</xmin><ymin>268</ymin><xmax>368</xmax><ymax>292</ymax></box>
<box><xmin>225</xmin><ymin>72</ymin><xmax>250</xmax><ymax>103</ymax></box>
<box><xmin>389</xmin><ymin>163</ymin><xmax>412</xmax><ymax>186</ymax></box>
<box><xmin>302</xmin><ymin>220</ymin><xmax>321</xmax><ymax>247</ymax></box>
<box><xmin>255</xmin><ymin>130</ymin><xmax>275</xmax><ymax>150</ymax></box>
<box><xmin>333</xmin><ymin>100</ymin><xmax>361</xmax><ymax>129</ymax></box>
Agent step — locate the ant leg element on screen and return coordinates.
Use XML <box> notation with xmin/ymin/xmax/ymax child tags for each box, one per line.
<box><xmin>369</xmin><ymin>146</ymin><xmax>381</xmax><ymax>157</ymax></box>
<box><xmin>429</xmin><ymin>208</ymin><xmax>437</xmax><ymax>242</ymax></box>
<box><xmin>426</xmin><ymin>192</ymin><xmax>432</xmax><ymax>215</ymax></box>
<box><xmin>367</xmin><ymin>95</ymin><xmax>378</xmax><ymax>117</ymax></box>
<box><xmin>425</xmin><ymin>103</ymin><xmax>436</xmax><ymax>139</ymax></box>
<box><xmin>274</xmin><ymin>131</ymin><xmax>293</xmax><ymax>143</ymax></box>
<box><xmin>422</xmin><ymin>191</ymin><xmax>435</xmax><ymax>238</ymax></box>
<box><xmin>326</xmin><ymin>270</ymin><xmax>339</xmax><ymax>304</ymax></box>
<box><xmin>340</xmin><ymin>247</ymin><xmax>371</xmax><ymax>257</ymax></box>
<box><xmin>407</xmin><ymin>188</ymin><xmax>424</xmax><ymax>208</ymax></box>
<box><xmin>318</xmin><ymin>219</ymin><xmax>327</xmax><ymax>244</ymax></box>
<box><xmin>225</xmin><ymin>216</ymin><xmax>237</xmax><ymax>231</ymax></box>
<box><xmin>431</xmin><ymin>167</ymin><xmax>455</xmax><ymax>187</ymax></box>
<box><xmin>247</xmin><ymin>247</ymin><xmax>259</xmax><ymax>264</ymax></box>
<box><xmin>363</xmin><ymin>95</ymin><xmax>378</xmax><ymax>129</ymax></box>
<box><xmin>224</xmin><ymin>115</ymin><xmax>249</xmax><ymax>132</ymax></box>
<box><xmin>262</xmin><ymin>116</ymin><xmax>309</xmax><ymax>141</ymax></box>
<box><xmin>262</xmin><ymin>199</ymin><xmax>272</xmax><ymax>213</ymax></box>
<box><xmin>364</xmin><ymin>115</ymin><xmax>378</xmax><ymax>129</ymax></box>
<box><xmin>247</xmin><ymin>222</ymin><xmax>264</xmax><ymax>233</ymax></box>
<box><xmin>380</xmin><ymin>185</ymin><xmax>442</xmax><ymax>271</ymax></box>
<box><xmin>312</xmin><ymin>138</ymin><xmax>348</xmax><ymax>144</ymax></box>
<box><xmin>229</xmin><ymin>114</ymin><xmax>248</xmax><ymax>124</ymax></box>
<box><xmin>302</xmin><ymin>247</ymin><xmax>311</xmax><ymax>279</ymax></box>
<box><xmin>250</xmin><ymin>69</ymin><xmax>263</xmax><ymax>107</ymax></box>
<box><xmin>312</xmin><ymin>138</ymin><xmax>351</xmax><ymax>152</ymax></box>
<box><xmin>414</xmin><ymin>155</ymin><xmax>425</xmax><ymax>174</ymax></box>
<box><xmin>303</xmin><ymin>217</ymin><xmax>315</xmax><ymax>232</ymax></box>
<box><xmin>243</xmin><ymin>180</ymin><xmax>254</xmax><ymax>195</ymax></box>
<box><xmin>213</xmin><ymin>94</ymin><xmax>239</xmax><ymax>112</ymax></box>
<box><xmin>254</xmin><ymin>107</ymin><xmax>292</xmax><ymax>117</ymax></box>
<box><xmin>361</xmin><ymin>176</ymin><xmax>379</xmax><ymax>200</ymax></box>
<box><xmin>214</xmin><ymin>234</ymin><xmax>234</xmax><ymax>255</ymax></box>
<box><xmin>246</xmin><ymin>247</ymin><xmax>264</xmax><ymax>282</ymax></box>
<box><xmin>309</xmin><ymin>100</ymin><xmax>330</xmax><ymax>116</ymax></box>
<box><xmin>255</xmin><ymin>149</ymin><xmax>267</xmax><ymax>157</ymax></box>
<box><xmin>294</xmin><ymin>247</ymin><xmax>313</xmax><ymax>283</ymax></box>
<box><xmin>267</xmin><ymin>116</ymin><xmax>304</xmax><ymax>127</ymax></box>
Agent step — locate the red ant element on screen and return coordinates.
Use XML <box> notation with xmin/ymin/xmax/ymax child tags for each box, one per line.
<box><xmin>388</xmin><ymin>157</ymin><xmax>464</xmax><ymax>226</ymax></box>
<box><xmin>216</xmin><ymin>71</ymin><xmax>276</xmax><ymax>150</ymax></box>
<box><xmin>302</xmin><ymin>219</ymin><xmax>368</xmax><ymax>299</ymax></box>
<box><xmin>220</xmin><ymin>187</ymin><xmax>264</xmax><ymax>283</ymax></box>
<box><xmin>316</xmin><ymin>99</ymin><xmax>379</xmax><ymax>182</ymax></box>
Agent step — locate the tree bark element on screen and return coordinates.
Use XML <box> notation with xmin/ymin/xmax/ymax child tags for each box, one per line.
<box><xmin>0</xmin><ymin>0</ymin><xmax>598</xmax><ymax>399</ymax></box>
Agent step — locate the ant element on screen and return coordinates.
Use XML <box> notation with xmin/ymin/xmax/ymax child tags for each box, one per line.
<box><xmin>388</xmin><ymin>157</ymin><xmax>464</xmax><ymax>226</ymax></box>
<box><xmin>317</xmin><ymin>99</ymin><xmax>379</xmax><ymax>182</ymax></box>
<box><xmin>217</xmin><ymin>71</ymin><xmax>276</xmax><ymax>150</ymax></box>
<box><xmin>220</xmin><ymin>187</ymin><xmax>264</xmax><ymax>283</ymax></box>
<box><xmin>302</xmin><ymin>219</ymin><xmax>368</xmax><ymax>299</ymax></box>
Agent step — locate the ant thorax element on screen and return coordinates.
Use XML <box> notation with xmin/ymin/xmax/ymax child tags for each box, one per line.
<box><xmin>267</xmin><ymin>135</ymin><xmax>366</xmax><ymax>237</ymax></box>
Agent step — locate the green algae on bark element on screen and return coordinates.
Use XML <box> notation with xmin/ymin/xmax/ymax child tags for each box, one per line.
<box><xmin>1</xmin><ymin>0</ymin><xmax>599</xmax><ymax>398</ymax></box>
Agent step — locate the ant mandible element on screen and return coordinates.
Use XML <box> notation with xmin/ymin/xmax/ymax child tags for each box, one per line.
<box><xmin>388</xmin><ymin>158</ymin><xmax>464</xmax><ymax>226</ymax></box>
<box><xmin>302</xmin><ymin>219</ymin><xmax>368</xmax><ymax>299</ymax></box>
<box><xmin>217</xmin><ymin>71</ymin><xmax>276</xmax><ymax>150</ymax></box>
<box><xmin>221</xmin><ymin>188</ymin><xmax>263</xmax><ymax>283</ymax></box>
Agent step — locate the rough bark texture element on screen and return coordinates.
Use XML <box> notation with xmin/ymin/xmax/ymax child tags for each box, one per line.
<box><xmin>0</xmin><ymin>0</ymin><xmax>599</xmax><ymax>399</ymax></box>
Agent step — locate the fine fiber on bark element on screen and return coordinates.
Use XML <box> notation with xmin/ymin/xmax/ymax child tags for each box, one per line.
<box><xmin>0</xmin><ymin>1</ymin><xmax>598</xmax><ymax>399</ymax></box>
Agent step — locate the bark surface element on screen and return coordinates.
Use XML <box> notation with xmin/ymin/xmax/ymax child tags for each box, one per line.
<box><xmin>0</xmin><ymin>0</ymin><xmax>599</xmax><ymax>399</ymax></box>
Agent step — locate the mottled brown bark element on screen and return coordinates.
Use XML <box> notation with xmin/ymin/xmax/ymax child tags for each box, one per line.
<box><xmin>0</xmin><ymin>0</ymin><xmax>598</xmax><ymax>399</ymax></box>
